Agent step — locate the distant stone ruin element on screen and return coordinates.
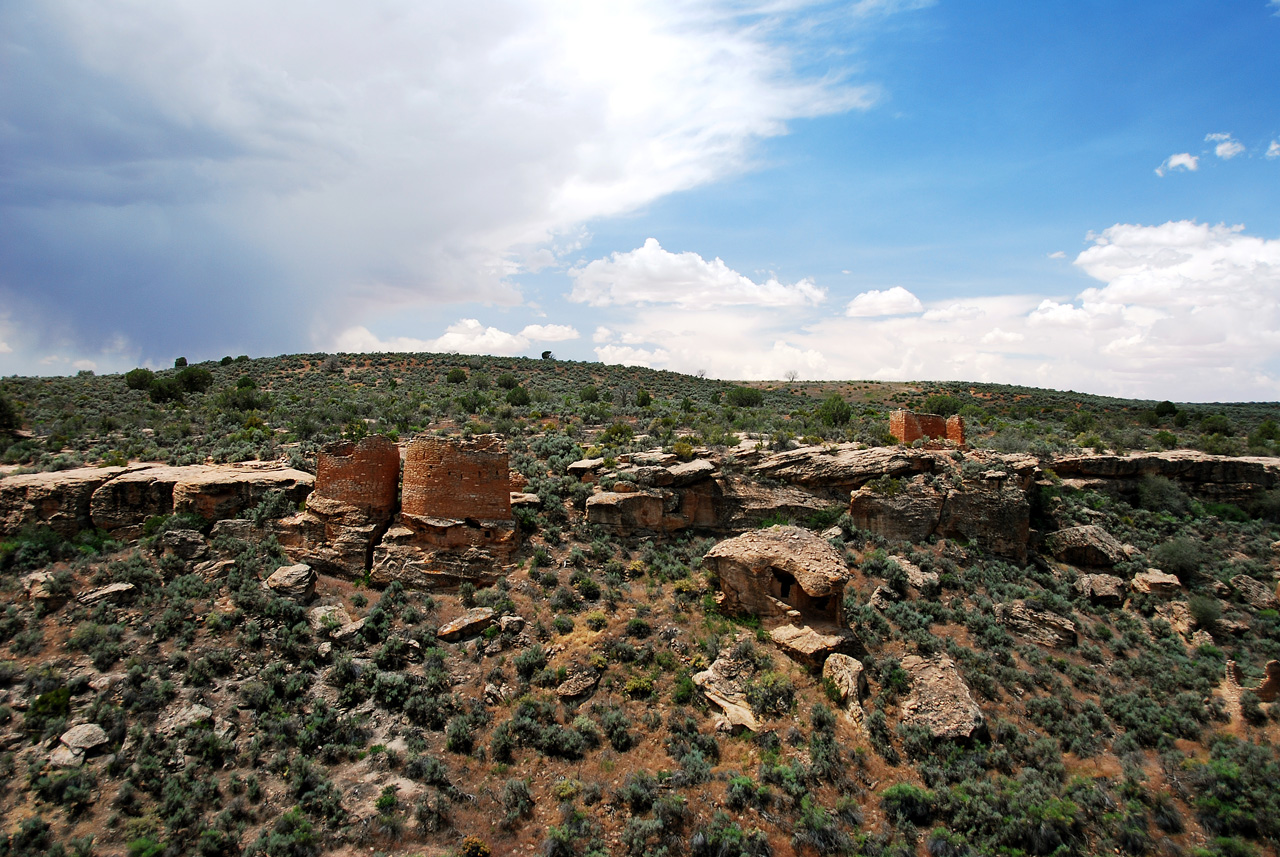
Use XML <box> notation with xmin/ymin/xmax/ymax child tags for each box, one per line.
<box><xmin>890</xmin><ymin>409</ymin><xmax>965</xmax><ymax>446</ymax></box>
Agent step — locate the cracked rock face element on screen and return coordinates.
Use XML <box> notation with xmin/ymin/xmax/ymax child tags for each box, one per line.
<box><xmin>849</xmin><ymin>472</ymin><xmax>1030</xmax><ymax>563</ymax></box>
<box><xmin>995</xmin><ymin>600</ymin><xmax>1079</xmax><ymax>648</ymax></box>
<box><xmin>1046</xmin><ymin>525</ymin><xmax>1127</xmax><ymax>568</ymax></box>
<box><xmin>899</xmin><ymin>654</ymin><xmax>984</xmax><ymax>740</ymax></box>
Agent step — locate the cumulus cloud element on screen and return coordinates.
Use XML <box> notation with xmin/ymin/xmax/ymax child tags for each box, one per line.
<box><xmin>1268</xmin><ymin>140</ymin><xmax>1280</xmax><ymax>159</ymax></box>
<box><xmin>1206</xmin><ymin>132</ymin><xmax>1245</xmax><ymax>159</ymax></box>
<box><xmin>591</xmin><ymin>222</ymin><xmax>1280</xmax><ymax>400</ymax></box>
<box><xmin>844</xmin><ymin>286</ymin><xmax>923</xmax><ymax>317</ymax></box>
<box><xmin>595</xmin><ymin>344</ymin><xmax>672</xmax><ymax>368</ymax></box>
<box><xmin>0</xmin><ymin>0</ymin><xmax>874</xmax><ymax>371</ymax></box>
<box><xmin>334</xmin><ymin>319</ymin><xmax>578</xmax><ymax>356</ymax></box>
<box><xmin>568</xmin><ymin>238</ymin><xmax>825</xmax><ymax>308</ymax></box>
<box><xmin>1155</xmin><ymin>153</ymin><xmax>1199</xmax><ymax>176</ymax></box>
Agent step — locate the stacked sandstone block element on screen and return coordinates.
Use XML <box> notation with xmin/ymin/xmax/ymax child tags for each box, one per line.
<box><xmin>890</xmin><ymin>410</ymin><xmax>965</xmax><ymax>446</ymax></box>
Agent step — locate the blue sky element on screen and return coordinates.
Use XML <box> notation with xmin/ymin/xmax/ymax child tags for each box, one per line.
<box><xmin>2</xmin><ymin>0</ymin><xmax>1279</xmax><ymax>400</ymax></box>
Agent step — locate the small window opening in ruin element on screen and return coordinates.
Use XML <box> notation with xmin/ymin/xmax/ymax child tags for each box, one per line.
<box><xmin>812</xmin><ymin>595</ymin><xmax>829</xmax><ymax>612</ymax></box>
<box><xmin>772</xmin><ymin>569</ymin><xmax>797</xmax><ymax>601</ymax></box>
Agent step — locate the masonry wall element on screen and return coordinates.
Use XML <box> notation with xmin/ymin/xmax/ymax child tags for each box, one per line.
<box><xmin>402</xmin><ymin>434</ymin><xmax>512</xmax><ymax>521</ymax></box>
<box><xmin>314</xmin><ymin>436</ymin><xmax>402</xmax><ymax>515</ymax></box>
<box><xmin>890</xmin><ymin>410</ymin><xmax>965</xmax><ymax>446</ymax></box>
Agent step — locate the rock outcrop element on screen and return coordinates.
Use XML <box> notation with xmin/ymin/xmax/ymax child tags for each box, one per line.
<box><xmin>1</xmin><ymin>466</ymin><xmax>126</xmax><ymax>536</ymax></box>
<box><xmin>899</xmin><ymin>654</ymin><xmax>984</xmax><ymax>740</ymax></box>
<box><xmin>704</xmin><ymin>526</ymin><xmax>850</xmax><ymax>627</ymax></box>
<box><xmin>849</xmin><ymin>468</ymin><xmax>1031</xmax><ymax>563</ymax></box>
<box><xmin>693</xmin><ymin>646</ymin><xmax>763</xmax><ymax>733</ymax></box>
<box><xmin>1052</xmin><ymin>451</ymin><xmax>1280</xmax><ymax>505</ymax></box>
<box><xmin>1230</xmin><ymin>574</ymin><xmax>1278</xmax><ymax>611</ymax></box>
<box><xmin>1045</xmin><ymin>525</ymin><xmax>1127</xmax><ymax>568</ymax></box>
<box><xmin>752</xmin><ymin>445</ymin><xmax>939</xmax><ymax>497</ymax></box>
<box><xmin>995</xmin><ymin>600</ymin><xmax>1078</xmax><ymax>648</ymax></box>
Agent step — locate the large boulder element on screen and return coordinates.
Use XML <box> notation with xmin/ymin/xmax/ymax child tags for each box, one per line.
<box><xmin>585</xmin><ymin>491</ymin><xmax>667</xmax><ymax>534</ymax></box>
<box><xmin>264</xmin><ymin>563</ymin><xmax>316</xmax><ymax>603</ymax></box>
<box><xmin>60</xmin><ymin>723</ymin><xmax>109</xmax><ymax>753</ymax></box>
<box><xmin>849</xmin><ymin>472</ymin><xmax>1030</xmax><ymax>563</ymax></box>
<box><xmin>1131</xmin><ymin>569</ymin><xmax>1182</xmax><ymax>598</ymax></box>
<box><xmin>711</xmin><ymin>476</ymin><xmax>832</xmax><ymax>531</ymax></box>
<box><xmin>1074</xmin><ymin>574</ymin><xmax>1126</xmax><ymax>606</ymax></box>
<box><xmin>276</xmin><ymin>495</ymin><xmax>387</xmax><ymax>578</ymax></box>
<box><xmin>1045</xmin><ymin>525</ymin><xmax>1127</xmax><ymax>568</ymax></box>
<box><xmin>704</xmin><ymin>526</ymin><xmax>850</xmax><ymax>625</ymax></box>
<box><xmin>769</xmin><ymin>624</ymin><xmax>860</xmax><ymax>667</ymax></box>
<box><xmin>368</xmin><ymin>516</ymin><xmax>515</xmax><ymax>591</ymax></box>
<box><xmin>995</xmin><ymin>600</ymin><xmax>1078</xmax><ymax>648</ymax></box>
<box><xmin>899</xmin><ymin>654</ymin><xmax>984</xmax><ymax>740</ymax></box>
<box><xmin>822</xmin><ymin>653</ymin><xmax>867</xmax><ymax>706</ymax></box>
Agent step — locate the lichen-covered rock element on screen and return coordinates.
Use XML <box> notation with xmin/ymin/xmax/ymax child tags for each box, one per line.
<box><xmin>1045</xmin><ymin>525</ymin><xmax>1127</xmax><ymax>568</ymax></box>
<box><xmin>556</xmin><ymin>667</ymin><xmax>600</xmax><ymax>699</ymax></box>
<box><xmin>899</xmin><ymin>654</ymin><xmax>984</xmax><ymax>740</ymax></box>
<box><xmin>848</xmin><ymin>476</ymin><xmax>946</xmax><ymax>544</ymax></box>
<box><xmin>995</xmin><ymin>600</ymin><xmax>1078</xmax><ymax>648</ymax></box>
<box><xmin>60</xmin><ymin>723</ymin><xmax>108</xmax><ymax>752</ymax></box>
<box><xmin>894</xmin><ymin>556</ymin><xmax>940</xmax><ymax>594</ymax></box>
<box><xmin>309</xmin><ymin>605</ymin><xmax>353</xmax><ymax>634</ymax></box>
<box><xmin>437</xmin><ymin>607</ymin><xmax>496</xmax><ymax>642</ymax></box>
<box><xmin>1074</xmin><ymin>574</ymin><xmax>1126</xmax><ymax>606</ymax></box>
<box><xmin>1131</xmin><ymin>569</ymin><xmax>1182</xmax><ymax>598</ymax></box>
<box><xmin>264</xmin><ymin>563</ymin><xmax>316</xmax><ymax>603</ymax></box>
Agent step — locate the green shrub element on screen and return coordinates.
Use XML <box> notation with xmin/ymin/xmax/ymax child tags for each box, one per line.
<box><xmin>124</xmin><ymin>368</ymin><xmax>155</xmax><ymax>391</ymax></box>
<box><xmin>725</xmin><ymin>386</ymin><xmax>763</xmax><ymax>407</ymax></box>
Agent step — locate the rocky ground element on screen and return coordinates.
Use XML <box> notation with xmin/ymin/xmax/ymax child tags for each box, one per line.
<box><xmin>2</xmin><ymin>440</ymin><xmax>1279</xmax><ymax>857</ymax></box>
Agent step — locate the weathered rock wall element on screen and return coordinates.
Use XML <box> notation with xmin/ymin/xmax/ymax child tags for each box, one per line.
<box><xmin>0</xmin><ymin>464</ymin><xmax>314</xmax><ymax>538</ymax></box>
<box><xmin>403</xmin><ymin>434</ymin><xmax>511</xmax><ymax>521</ymax></box>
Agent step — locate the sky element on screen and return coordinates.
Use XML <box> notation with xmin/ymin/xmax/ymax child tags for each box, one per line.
<box><xmin>2</xmin><ymin>0</ymin><xmax>1279</xmax><ymax>402</ymax></box>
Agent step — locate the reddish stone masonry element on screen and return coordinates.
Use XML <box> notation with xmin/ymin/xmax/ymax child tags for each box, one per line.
<box><xmin>314</xmin><ymin>436</ymin><xmax>402</xmax><ymax>515</ymax></box>
<box><xmin>890</xmin><ymin>410</ymin><xmax>965</xmax><ymax>446</ymax></box>
<box><xmin>402</xmin><ymin>434</ymin><xmax>513</xmax><ymax>522</ymax></box>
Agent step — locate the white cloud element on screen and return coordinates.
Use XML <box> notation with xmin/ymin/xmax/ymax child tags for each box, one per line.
<box><xmin>1206</xmin><ymin>132</ymin><xmax>1245</xmax><ymax>159</ymax></box>
<box><xmin>980</xmin><ymin>328</ymin><xmax>1023</xmax><ymax>345</ymax></box>
<box><xmin>844</xmin><ymin>286</ymin><xmax>923</xmax><ymax>317</ymax></box>
<box><xmin>1268</xmin><ymin>140</ymin><xmax>1280</xmax><ymax>159</ymax></box>
<box><xmin>0</xmin><ymin>341</ymin><xmax>10</xmax><ymax>355</ymax></box>
<box><xmin>595</xmin><ymin>344</ymin><xmax>671</xmax><ymax>368</ymax></box>
<box><xmin>1155</xmin><ymin>153</ymin><xmax>1198</xmax><ymax>176</ymax></box>
<box><xmin>588</xmin><ymin>222</ymin><xmax>1280</xmax><ymax>400</ymax></box>
<box><xmin>334</xmin><ymin>318</ymin><xmax>578</xmax><ymax>356</ymax></box>
<box><xmin>921</xmin><ymin>304</ymin><xmax>982</xmax><ymax>322</ymax></box>
<box><xmin>1047</xmin><ymin>251</ymin><xmax>1066</xmax><ymax>260</ymax></box>
<box><xmin>569</xmin><ymin>238</ymin><xmax>825</xmax><ymax>308</ymax></box>
<box><xmin>592</xmin><ymin>326</ymin><xmax>614</xmax><ymax>344</ymax></box>
<box><xmin>518</xmin><ymin>324</ymin><xmax>579</xmax><ymax>342</ymax></box>
<box><xmin>3</xmin><ymin>0</ymin><xmax>878</xmax><ymax>366</ymax></box>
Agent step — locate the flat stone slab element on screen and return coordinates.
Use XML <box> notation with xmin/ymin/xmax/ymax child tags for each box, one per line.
<box><xmin>770</xmin><ymin>624</ymin><xmax>859</xmax><ymax>667</ymax></box>
<box><xmin>78</xmin><ymin>582</ymin><xmax>136</xmax><ymax>606</ymax></box>
<box><xmin>60</xmin><ymin>723</ymin><xmax>108</xmax><ymax>752</ymax></box>
<box><xmin>1132</xmin><ymin>569</ymin><xmax>1182</xmax><ymax>598</ymax></box>
<box><xmin>437</xmin><ymin>607</ymin><xmax>496</xmax><ymax>642</ymax></box>
<box><xmin>264</xmin><ymin>563</ymin><xmax>316</xmax><ymax>603</ymax></box>
<box><xmin>556</xmin><ymin>668</ymin><xmax>600</xmax><ymax>699</ymax></box>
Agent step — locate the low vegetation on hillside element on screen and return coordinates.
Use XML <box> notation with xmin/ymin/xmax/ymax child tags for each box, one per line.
<box><xmin>0</xmin><ymin>354</ymin><xmax>1278</xmax><ymax>857</ymax></box>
